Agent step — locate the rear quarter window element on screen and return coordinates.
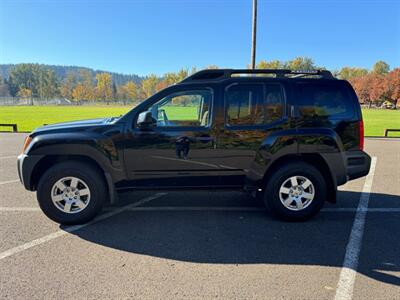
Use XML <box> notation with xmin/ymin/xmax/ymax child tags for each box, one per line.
<box><xmin>296</xmin><ymin>83</ymin><xmax>355</xmax><ymax>119</ymax></box>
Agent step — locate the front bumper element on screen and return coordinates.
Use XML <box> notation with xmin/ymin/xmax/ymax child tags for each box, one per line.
<box><xmin>345</xmin><ymin>150</ymin><xmax>371</xmax><ymax>181</ymax></box>
<box><xmin>17</xmin><ymin>154</ymin><xmax>43</xmax><ymax>191</ymax></box>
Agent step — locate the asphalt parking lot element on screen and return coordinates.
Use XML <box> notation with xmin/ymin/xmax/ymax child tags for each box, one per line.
<box><xmin>0</xmin><ymin>133</ymin><xmax>399</xmax><ymax>299</ymax></box>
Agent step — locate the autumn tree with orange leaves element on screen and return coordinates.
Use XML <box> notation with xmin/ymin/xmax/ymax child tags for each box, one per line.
<box><xmin>350</xmin><ymin>68</ymin><xmax>400</xmax><ymax>107</ymax></box>
<box><xmin>385</xmin><ymin>68</ymin><xmax>400</xmax><ymax>106</ymax></box>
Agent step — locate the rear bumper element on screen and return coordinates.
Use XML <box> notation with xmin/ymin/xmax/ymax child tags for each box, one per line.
<box><xmin>345</xmin><ymin>150</ymin><xmax>371</xmax><ymax>181</ymax></box>
<box><xmin>17</xmin><ymin>154</ymin><xmax>43</xmax><ymax>191</ymax></box>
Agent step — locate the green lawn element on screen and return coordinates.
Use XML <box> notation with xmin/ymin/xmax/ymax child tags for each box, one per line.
<box><xmin>0</xmin><ymin>106</ymin><xmax>399</xmax><ymax>137</ymax></box>
<box><xmin>0</xmin><ymin>106</ymin><xmax>131</xmax><ymax>132</ymax></box>
<box><xmin>362</xmin><ymin>109</ymin><xmax>400</xmax><ymax>137</ymax></box>
<box><xmin>163</xmin><ymin>106</ymin><xmax>198</xmax><ymax>120</ymax></box>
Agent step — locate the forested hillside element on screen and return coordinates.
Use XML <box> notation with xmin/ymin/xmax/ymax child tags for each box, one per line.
<box><xmin>0</xmin><ymin>64</ymin><xmax>142</xmax><ymax>86</ymax></box>
<box><xmin>0</xmin><ymin>58</ymin><xmax>398</xmax><ymax>106</ymax></box>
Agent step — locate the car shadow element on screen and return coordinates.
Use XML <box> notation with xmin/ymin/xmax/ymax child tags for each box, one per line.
<box><xmin>63</xmin><ymin>190</ymin><xmax>400</xmax><ymax>287</ymax></box>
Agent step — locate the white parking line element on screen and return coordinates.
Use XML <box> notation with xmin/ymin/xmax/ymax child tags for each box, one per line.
<box><xmin>0</xmin><ymin>207</ymin><xmax>40</xmax><ymax>211</ymax></box>
<box><xmin>123</xmin><ymin>206</ymin><xmax>265</xmax><ymax>211</ymax></box>
<box><xmin>117</xmin><ymin>207</ymin><xmax>400</xmax><ymax>212</ymax></box>
<box><xmin>323</xmin><ymin>207</ymin><xmax>400</xmax><ymax>212</ymax></box>
<box><xmin>0</xmin><ymin>156</ymin><xmax>17</xmax><ymax>160</ymax></box>
<box><xmin>335</xmin><ymin>156</ymin><xmax>377</xmax><ymax>300</ymax></box>
<box><xmin>2</xmin><ymin>206</ymin><xmax>400</xmax><ymax>213</ymax></box>
<box><xmin>0</xmin><ymin>179</ymin><xmax>20</xmax><ymax>185</ymax></box>
<box><xmin>0</xmin><ymin>193</ymin><xmax>167</xmax><ymax>261</ymax></box>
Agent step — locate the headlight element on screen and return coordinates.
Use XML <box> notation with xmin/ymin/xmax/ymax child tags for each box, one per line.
<box><xmin>22</xmin><ymin>136</ymin><xmax>32</xmax><ymax>153</ymax></box>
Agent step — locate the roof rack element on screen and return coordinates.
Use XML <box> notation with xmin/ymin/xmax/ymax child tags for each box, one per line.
<box><xmin>182</xmin><ymin>69</ymin><xmax>334</xmax><ymax>82</ymax></box>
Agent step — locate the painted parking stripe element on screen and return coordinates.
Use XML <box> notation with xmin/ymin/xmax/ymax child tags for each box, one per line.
<box><xmin>0</xmin><ymin>207</ymin><xmax>40</xmax><ymax>211</ymax></box>
<box><xmin>0</xmin><ymin>179</ymin><xmax>20</xmax><ymax>185</ymax></box>
<box><xmin>2</xmin><ymin>206</ymin><xmax>400</xmax><ymax>213</ymax></box>
<box><xmin>335</xmin><ymin>156</ymin><xmax>377</xmax><ymax>300</ymax></box>
<box><xmin>0</xmin><ymin>193</ymin><xmax>167</xmax><ymax>261</ymax></box>
<box><xmin>121</xmin><ymin>207</ymin><xmax>400</xmax><ymax>212</ymax></box>
<box><xmin>0</xmin><ymin>155</ymin><xmax>17</xmax><ymax>159</ymax></box>
<box><xmin>323</xmin><ymin>207</ymin><xmax>400</xmax><ymax>212</ymax></box>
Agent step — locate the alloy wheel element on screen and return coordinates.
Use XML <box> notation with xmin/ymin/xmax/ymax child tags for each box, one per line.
<box><xmin>279</xmin><ymin>175</ymin><xmax>315</xmax><ymax>211</ymax></box>
<box><xmin>51</xmin><ymin>176</ymin><xmax>91</xmax><ymax>214</ymax></box>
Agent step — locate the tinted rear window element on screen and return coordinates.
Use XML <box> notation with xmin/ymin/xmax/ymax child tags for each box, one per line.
<box><xmin>297</xmin><ymin>83</ymin><xmax>354</xmax><ymax>118</ymax></box>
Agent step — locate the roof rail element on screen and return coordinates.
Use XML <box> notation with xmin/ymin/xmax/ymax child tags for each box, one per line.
<box><xmin>182</xmin><ymin>69</ymin><xmax>334</xmax><ymax>82</ymax></box>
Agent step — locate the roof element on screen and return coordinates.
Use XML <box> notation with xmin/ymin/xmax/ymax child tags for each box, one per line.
<box><xmin>181</xmin><ymin>69</ymin><xmax>335</xmax><ymax>83</ymax></box>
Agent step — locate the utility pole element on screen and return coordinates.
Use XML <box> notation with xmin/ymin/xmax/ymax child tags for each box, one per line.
<box><xmin>250</xmin><ymin>0</ymin><xmax>257</xmax><ymax>69</ymax></box>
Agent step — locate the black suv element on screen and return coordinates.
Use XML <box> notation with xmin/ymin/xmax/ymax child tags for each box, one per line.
<box><xmin>17</xmin><ymin>69</ymin><xmax>371</xmax><ymax>224</ymax></box>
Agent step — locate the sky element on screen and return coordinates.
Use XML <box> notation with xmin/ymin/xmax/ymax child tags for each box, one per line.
<box><xmin>0</xmin><ymin>0</ymin><xmax>399</xmax><ymax>76</ymax></box>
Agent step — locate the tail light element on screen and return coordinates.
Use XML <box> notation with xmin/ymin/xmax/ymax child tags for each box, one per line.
<box><xmin>359</xmin><ymin>120</ymin><xmax>364</xmax><ymax>151</ymax></box>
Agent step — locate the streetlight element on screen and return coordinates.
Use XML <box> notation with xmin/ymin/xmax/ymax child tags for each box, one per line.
<box><xmin>250</xmin><ymin>0</ymin><xmax>257</xmax><ymax>69</ymax></box>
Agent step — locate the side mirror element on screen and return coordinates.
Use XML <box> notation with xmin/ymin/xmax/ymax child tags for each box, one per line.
<box><xmin>137</xmin><ymin>111</ymin><xmax>156</xmax><ymax>130</ymax></box>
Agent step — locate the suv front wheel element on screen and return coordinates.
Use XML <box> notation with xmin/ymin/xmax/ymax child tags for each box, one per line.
<box><xmin>37</xmin><ymin>161</ymin><xmax>107</xmax><ymax>225</ymax></box>
<box><xmin>264</xmin><ymin>162</ymin><xmax>327</xmax><ymax>221</ymax></box>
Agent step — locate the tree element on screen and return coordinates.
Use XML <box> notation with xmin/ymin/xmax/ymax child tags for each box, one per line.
<box><xmin>72</xmin><ymin>83</ymin><xmax>87</xmax><ymax>102</ymax></box>
<box><xmin>118</xmin><ymin>81</ymin><xmax>138</xmax><ymax>102</ymax></box>
<box><xmin>8</xmin><ymin>64</ymin><xmax>59</xmax><ymax>98</ymax></box>
<box><xmin>350</xmin><ymin>73</ymin><xmax>387</xmax><ymax>107</ymax></box>
<box><xmin>155</xmin><ymin>80</ymin><xmax>168</xmax><ymax>92</ymax></box>
<box><xmin>60</xmin><ymin>72</ymin><xmax>76</xmax><ymax>99</ymax></box>
<box><xmin>76</xmin><ymin>69</ymin><xmax>95</xmax><ymax>100</ymax></box>
<box><xmin>112</xmin><ymin>82</ymin><xmax>117</xmax><ymax>99</ymax></box>
<box><xmin>163</xmin><ymin>72</ymin><xmax>179</xmax><ymax>86</ymax></box>
<box><xmin>339</xmin><ymin>67</ymin><xmax>368</xmax><ymax>80</ymax></box>
<box><xmin>372</xmin><ymin>61</ymin><xmax>390</xmax><ymax>75</ymax></box>
<box><xmin>140</xmin><ymin>74</ymin><xmax>159</xmax><ymax>99</ymax></box>
<box><xmin>256</xmin><ymin>60</ymin><xmax>284</xmax><ymax>69</ymax></box>
<box><xmin>95</xmin><ymin>73</ymin><xmax>114</xmax><ymax>101</ymax></box>
<box><xmin>163</xmin><ymin>68</ymin><xmax>190</xmax><ymax>87</ymax></box>
<box><xmin>17</xmin><ymin>87</ymin><xmax>32</xmax><ymax>98</ymax></box>
<box><xmin>38</xmin><ymin>69</ymin><xmax>58</xmax><ymax>99</ymax></box>
<box><xmin>286</xmin><ymin>57</ymin><xmax>316</xmax><ymax>70</ymax></box>
<box><xmin>350</xmin><ymin>75</ymin><xmax>374</xmax><ymax>106</ymax></box>
<box><xmin>256</xmin><ymin>57</ymin><xmax>317</xmax><ymax>70</ymax></box>
<box><xmin>384</xmin><ymin>68</ymin><xmax>400</xmax><ymax>106</ymax></box>
<box><xmin>369</xmin><ymin>74</ymin><xmax>386</xmax><ymax>104</ymax></box>
<box><xmin>0</xmin><ymin>75</ymin><xmax>10</xmax><ymax>96</ymax></box>
<box><xmin>8</xmin><ymin>64</ymin><xmax>39</xmax><ymax>96</ymax></box>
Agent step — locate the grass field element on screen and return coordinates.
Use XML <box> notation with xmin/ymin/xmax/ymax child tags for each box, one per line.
<box><xmin>361</xmin><ymin>109</ymin><xmax>400</xmax><ymax>137</ymax></box>
<box><xmin>0</xmin><ymin>106</ymin><xmax>399</xmax><ymax>136</ymax></box>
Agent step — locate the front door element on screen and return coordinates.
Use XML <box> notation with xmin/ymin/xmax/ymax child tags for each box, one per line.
<box><xmin>123</xmin><ymin>87</ymin><xmax>223</xmax><ymax>188</ymax></box>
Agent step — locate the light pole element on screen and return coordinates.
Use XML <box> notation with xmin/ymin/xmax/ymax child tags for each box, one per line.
<box><xmin>250</xmin><ymin>0</ymin><xmax>257</xmax><ymax>69</ymax></box>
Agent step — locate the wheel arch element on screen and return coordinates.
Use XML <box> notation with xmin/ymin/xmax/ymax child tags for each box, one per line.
<box><xmin>261</xmin><ymin>153</ymin><xmax>337</xmax><ymax>203</ymax></box>
<box><xmin>30</xmin><ymin>155</ymin><xmax>109</xmax><ymax>195</ymax></box>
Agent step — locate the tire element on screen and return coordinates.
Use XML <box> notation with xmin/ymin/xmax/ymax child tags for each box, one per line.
<box><xmin>37</xmin><ymin>161</ymin><xmax>107</xmax><ymax>225</ymax></box>
<box><xmin>263</xmin><ymin>162</ymin><xmax>327</xmax><ymax>222</ymax></box>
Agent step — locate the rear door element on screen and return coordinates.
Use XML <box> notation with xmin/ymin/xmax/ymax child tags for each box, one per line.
<box><xmin>217</xmin><ymin>82</ymin><xmax>286</xmax><ymax>185</ymax></box>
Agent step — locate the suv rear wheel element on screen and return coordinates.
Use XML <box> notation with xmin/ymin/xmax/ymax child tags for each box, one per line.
<box><xmin>264</xmin><ymin>162</ymin><xmax>326</xmax><ymax>221</ymax></box>
<box><xmin>37</xmin><ymin>161</ymin><xmax>107</xmax><ymax>225</ymax></box>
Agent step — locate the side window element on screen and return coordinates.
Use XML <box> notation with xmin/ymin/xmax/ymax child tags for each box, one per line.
<box><xmin>143</xmin><ymin>89</ymin><xmax>212</xmax><ymax>127</ymax></box>
<box><xmin>265</xmin><ymin>84</ymin><xmax>284</xmax><ymax>123</ymax></box>
<box><xmin>225</xmin><ymin>84</ymin><xmax>284</xmax><ymax>126</ymax></box>
<box><xmin>225</xmin><ymin>84</ymin><xmax>264</xmax><ymax>126</ymax></box>
<box><xmin>297</xmin><ymin>84</ymin><xmax>354</xmax><ymax>118</ymax></box>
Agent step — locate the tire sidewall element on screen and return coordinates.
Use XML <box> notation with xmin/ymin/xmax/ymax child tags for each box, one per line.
<box><xmin>37</xmin><ymin>162</ymin><xmax>106</xmax><ymax>224</ymax></box>
<box><xmin>264</xmin><ymin>163</ymin><xmax>326</xmax><ymax>221</ymax></box>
